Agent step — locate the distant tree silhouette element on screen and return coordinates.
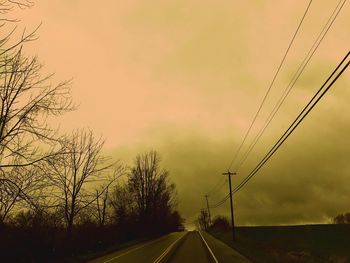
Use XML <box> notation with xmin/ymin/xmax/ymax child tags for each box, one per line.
<box><xmin>198</xmin><ymin>209</ymin><xmax>210</xmax><ymax>230</ymax></box>
<box><xmin>333</xmin><ymin>212</ymin><xmax>350</xmax><ymax>224</ymax></box>
<box><xmin>127</xmin><ymin>151</ymin><xmax>181</xmax><ymax>234</ymax></box>
<box><xmin>110</xmin><ymin>183</ymin><xmax>136</xmax><ymax>227</ymax></box>
<box><xmin>128</xmin><ymin>151</ymin><xmax>175</xmax><ymax>230</ymax></box>
<box><xmin>211</xmin><ymin>215</ymin><xmax>230</xmax><ymax>231</ymax></box>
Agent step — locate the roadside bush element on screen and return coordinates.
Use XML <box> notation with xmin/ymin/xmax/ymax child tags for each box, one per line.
<box><xmin>333</xmin><ymin>212</ymin><xmax>350</xmax><ymax>224</ymax></box>
<box><xmin>211</xmin><ymin>215</ymin><xmax>230</xmax><ymax>231</ymax></box>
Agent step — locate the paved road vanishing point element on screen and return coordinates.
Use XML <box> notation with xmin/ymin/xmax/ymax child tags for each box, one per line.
<box><xmin>89</xmin><ymin>231</ymin><xmax>251</xmax><ymax>263</ymax></box>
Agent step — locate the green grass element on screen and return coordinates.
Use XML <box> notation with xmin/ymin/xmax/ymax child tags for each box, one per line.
<box><xmin>208</xmin><ymin>224</ymin><xmax>350</xmax><ymax>263</ymax></box>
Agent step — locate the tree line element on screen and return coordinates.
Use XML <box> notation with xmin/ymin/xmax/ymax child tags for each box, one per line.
<box><xmin>198</xmin><ymin>211</ymin><xmax>350</xmax><ymax>231</ymax></box>
<box><xmin>0</xmin><ymin>2</ymin><xmax>183</xmax><ymax>262</ymax></box>
<box><xmin>196</xmin><ymin>209</ymin><xmax>230</xmax><ymax>231</ymax></box>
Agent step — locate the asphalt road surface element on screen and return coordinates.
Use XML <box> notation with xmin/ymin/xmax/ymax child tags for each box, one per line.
<box><xmin>89</xmin><ymin>231</ymin><xmax>251</xmax><ymax>263</ymax></box>
<box><xmin>167</xmin><ymin>231</ymin><xmax>213</xmax><ymax>263</ymax></box>
<box><xmin>88</xmin><ymin>232</ymin><xmax>186</xmax><ymax>263</ymax></box>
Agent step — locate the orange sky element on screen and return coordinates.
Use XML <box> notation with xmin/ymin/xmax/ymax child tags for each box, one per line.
<box><xmin>11</xmin><ymin>0</ymin><xmax>350</xmax><ymax>225</ymax></box>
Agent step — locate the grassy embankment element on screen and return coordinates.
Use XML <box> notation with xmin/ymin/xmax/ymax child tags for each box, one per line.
<box><xmin>208</xmin><ymin>224</ymin><xmax>350</xmax><ymax>263</ymax></box>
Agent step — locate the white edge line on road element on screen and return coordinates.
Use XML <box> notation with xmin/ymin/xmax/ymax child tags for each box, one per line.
<box><xmin>103</xmin><ymin>235</ymin><xmax>169</xmax><ymax>263</ymax></box>
<box><xmin>198</xmin><ymin>230</ymin><xmax>219</xmax><ymax>263</ymax></box>
<box><xmin>153</xmin><ymin>232</ymin><xmax>187</xmax><ymax>263</ymax></box>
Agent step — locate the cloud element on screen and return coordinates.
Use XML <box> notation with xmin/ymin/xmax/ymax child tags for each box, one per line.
<box><xmin>110</xmin><ymin>102</ymin><xmax>350</xmax><ymax>226</ymax></box>
<box><xmin>12</xmin><ymin>0</ymin><xmax>350</xmax><ymax>226</ymax></box>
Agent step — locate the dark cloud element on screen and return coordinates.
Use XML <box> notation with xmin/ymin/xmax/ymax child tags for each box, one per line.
<box><xmin>110</xmin><ymin>94</ymin><xmax>350</xmax><ymax>226</ymax></box>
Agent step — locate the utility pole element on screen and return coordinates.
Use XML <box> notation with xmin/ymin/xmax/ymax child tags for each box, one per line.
<box><xmin>205</xmin><ymin>194</ymin><xmax>211</xmax><ymax>226</ymax></box>
<box><xmin>222</xmin><ymin>170</ymin><xmax>237</xmax><ymax>241</ymax></box>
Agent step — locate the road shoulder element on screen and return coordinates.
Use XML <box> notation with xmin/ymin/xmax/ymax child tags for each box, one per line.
<box><xmin>201</xmin><ymin>231</ymin><xmax>252</xmax><ymax>263</ymax></box>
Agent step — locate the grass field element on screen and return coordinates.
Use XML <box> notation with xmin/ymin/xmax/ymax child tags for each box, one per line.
<box><xmin>208</xmin><ymin>224</ymin><xmax>350</xmax><ymax>263</ymax></box>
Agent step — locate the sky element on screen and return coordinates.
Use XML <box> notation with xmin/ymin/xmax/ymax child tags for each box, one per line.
<box><xmin>11</xmin><ymin>0</ymin><xmax>350</xmax><ymax>226</ymax></box>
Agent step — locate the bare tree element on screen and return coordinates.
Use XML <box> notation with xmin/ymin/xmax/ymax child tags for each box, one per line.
<box><xmin>0</xmin><ymin>163</ymin><xmax>46</xmax><ymax>223</ymax></box>
<box><xmin>0</xmin><ymin>0</ymin><xmax>74</xmax><ymax>222</ymax></box>
<box><xmin>1</xmin><ymin>1</ymin><xmax>38</xmax><ymax>63</ymax></box>
<box><xmin>0</xmin><ymin>50</ymin><xmax>73</xmax><ymax>167</ymax></box>
<box><xmin>198</xmin><ymin>209</ymin><xmax>210</xmax><ymax>230</ymax></box>
<box><xmin>0</xmin><ymin>2</ymin><xmax>65</xmax><ymax>171</ymax></box>
<box><xmin>128</xmin><ymin>151</ymin><xmax>177</xmax><ymax>226</ymax></box>
<box><xmin>47</xmin><ymin>130</ymin><xmax>122</xmax><ymax>233</ymax></box>
<box><xmin>0</xmin><ymin>49</ymin><xmax>73</xmax><ymax>214</ymax></box>
<box><xmin>94</xmin><ymin>186</ymin><xmax>109</xmax><ymax>227</ymax></box>
<box><xmin>0</xmin><ymin>0</ymin><xmax>34</xmax><ymax>12</ymax></box>
<box><xmin>0</xmin><ymin>171</ymin><xmax>22</xmax><ymax>222</ymax></box>
<box><xmin>109</xmin><ymin>182</ymin><xmax>136</xmax><ymax>227</ymax></box>
<box><xmin>92</xmin><ymin>167</ymin><xmax>125</xmax><ymax>227</ymax></box>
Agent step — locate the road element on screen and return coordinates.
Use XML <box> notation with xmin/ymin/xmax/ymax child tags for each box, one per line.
<box><xmin>166</xmin><ymin>231</ymin><xmax>213</xmax><ymax>263</ymax></box>
<box><xmin>89</xmin><ymin>231</ymin><xmax>251</xmax><ymax>263</ymax></box>
<box><xmin>88</xmin><ymin>232</ymin><xmax>186</xmax><ymax>263</ymax></box>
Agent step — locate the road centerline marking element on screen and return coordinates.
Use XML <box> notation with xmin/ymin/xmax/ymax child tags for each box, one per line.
<box><xmin>102</xmin><ymin>234</ymin><xmax>170</xmax><ymax>263</ymax></box>
<box><xmin>153</xmin><ymin>232</ymin><xmax>187</xmax><ymax>263</ymax></box>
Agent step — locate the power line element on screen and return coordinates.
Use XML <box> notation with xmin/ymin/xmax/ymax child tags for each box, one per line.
<box><xmin>208</xmin><ymin>189</ymin><xmax>230</xmax><ymax>208</ymax></box>
<box><xmin>205</xmin><ymin>177</ymin><xmax>226</xmax><ymax>196</ymax></box>
<box><xmin>227</xmin><ymin>0</ymin><xmax>314</xmax><ymax>170</ymax></box>
<box><xmin>209</xmin><ymin>0</ymin><xmax>347</xmax><ymax>209</ymax></box>
<box><xmin>209</xmin><ymin>193</ymin><xmax>229</xmax><ymax>209</ymax></box>
<box><xmin>210</xmin><ymin>52</ymin><xmax>349</xmax><ymax>208</ymax></box>
<box><xmin>234</xmin><ymin>0</ymin><xmax>347</xmax><ymax>172</ymax></box>
<box><xmin>232</xmin><ymin>51</ymin><xmax>350</xmax><ymax>194</ymax></box>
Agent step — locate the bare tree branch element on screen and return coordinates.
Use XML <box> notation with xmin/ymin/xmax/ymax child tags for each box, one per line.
<box><xmin>46</xmin><ymin>130</ymin><xmax>124</xmax><ymax>232</ymax></box>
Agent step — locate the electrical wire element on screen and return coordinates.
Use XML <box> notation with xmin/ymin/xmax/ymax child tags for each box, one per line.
<box><xmin>208</xmin><ymin>0</ymin><xmax>347</xmax><ymax>209</ymax></box>
<box><xmin>211</xmin><ymin>51</ymin><xmax>349</xmax><ymax>208</ymax></box>
<box><xmin>205</xmin><ymin>177</ymin><xmax>226</xmax><ymax>196</ymax></box>
<box><xmin>234</xmin><ymin>0</ymin><xmax>347</xmax><ymax>172</ymax></box>
<box><xmin>227</xmin><ymin>0</ymin><xmax>314</xmax><ymax>170</ymax></box>
<box><xmin>232</xmin><ymin>51</ymin><xmax>349</xmax><ymax>194</ymax></box>
<box><xmin>209</xmin><ymin>193</ymin><xmax>230</xmax><ymax>209</ymax></box>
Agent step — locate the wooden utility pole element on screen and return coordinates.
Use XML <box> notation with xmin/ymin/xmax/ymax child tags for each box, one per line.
<box><xmin>222</xmin><ymin>170</ymin><xmax>237</xmax><ymax>241</ymax></box>
<box><xmin>205</xmin><ymin>194</ymin><xmax>211</xmax><ymax>226</ymax></box>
